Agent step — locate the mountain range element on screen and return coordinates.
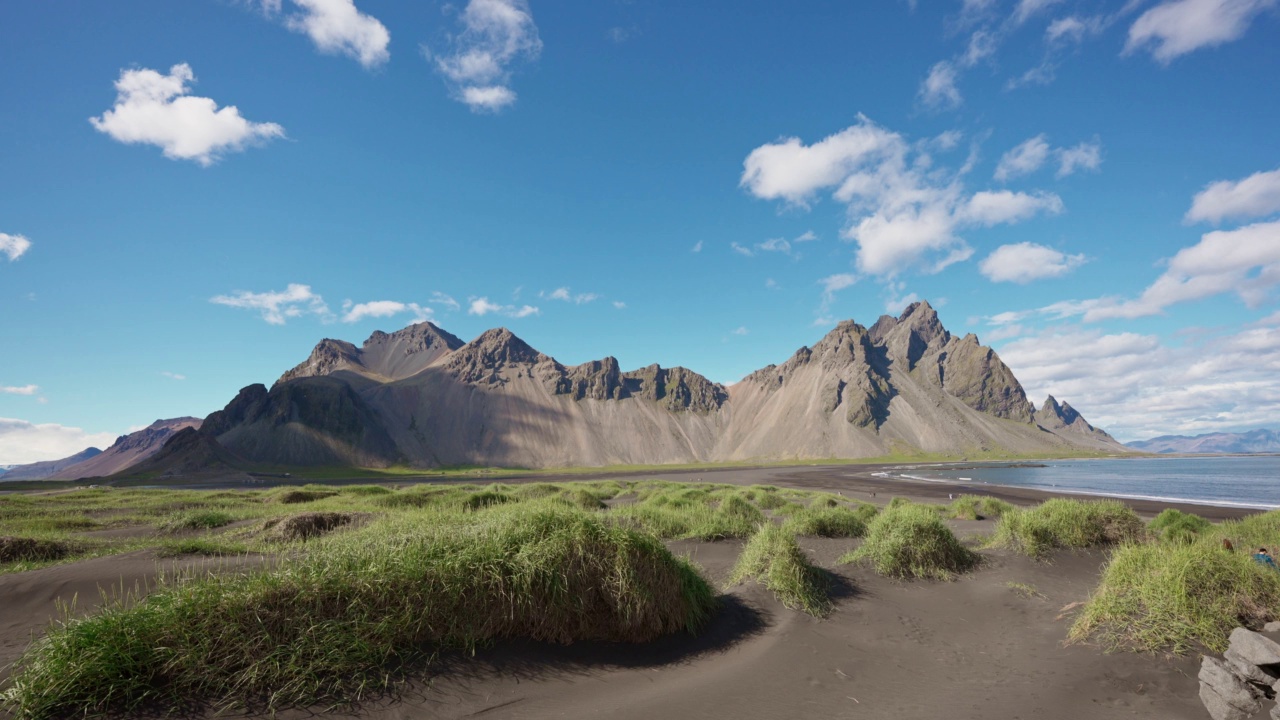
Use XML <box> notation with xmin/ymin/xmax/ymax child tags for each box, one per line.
<box><xmin>1126</xmin><ymin>429</ymin><xmax>1280</xmax><ymax>454</ymax></box>
<box><xmin>0</xmin><ymin>418</ymin><xmax>201</xmax><ymax>481</ymax></box>
<box><xmin>5</xmin><ymin>301</ymin><xmax>1130</xmax><ymax>481</ymax></box>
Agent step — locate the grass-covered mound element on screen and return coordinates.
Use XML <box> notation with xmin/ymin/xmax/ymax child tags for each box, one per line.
<box><xmin>781</xmin><ymin>505</ymin><xmax>873</xmax><ymax>538</ymax></box>
<box><xmin>727</xmin><ymin>523</ymin><xmax>830</xmax><ymax>616</ymax></box>
<box><xmin>1148</xmin><ymin>508</ymin><xmax>1212</xmax><ymax>544</ymax></box>
<box><xmin>842</xmin><ymin>503</ymin><xmax>978</xmax><ymax>580</ymax></box>
<box><xmin>942</xmin><ymin>495</ymin><xmax>1014</xmax><ymax>520</ymax></box>
<box><xmin>992</xmin><ymin>498</ymin><xmax>1143</xmax><ymax>558</ymax></box>
<box><xmin>273</xmin><ymin>488</ymin><xmax>338</xmax><ymax>504</ymax></box>
<box><xmin>0</xmin><ymin>505</ymin><xmax>716</xmax><ymax>718</ymax></box>
<box><xmin>0</xmin><ymin>536</ymin><xmax>76</xmax><ymax>564</ymax></box>
<box><xmin>159</xmin><ymin>510</ymin><xmax>236</xmax><ymax>532</ymax></box>
<box><xmin>1069</xmin><ymin>541</ymin><xmax>1280</xmax><ymax>653</ymax></box>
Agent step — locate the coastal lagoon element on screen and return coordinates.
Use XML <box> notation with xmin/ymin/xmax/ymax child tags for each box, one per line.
<box><xmin>891</xmin><ymin>456</ymin><xmax>1280</xmax><ymax>509</ymax></box>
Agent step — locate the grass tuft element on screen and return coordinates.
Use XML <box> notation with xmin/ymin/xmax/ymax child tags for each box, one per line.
<box><xmin>781</xmin><ymin>506</ymin><xmax>871</xmax><ymax>538</ymax></box>
<box><xmin>842</xmin><ymin>503</ymin><xmax>978</xmax><ymax>580</ymax></box>
<box><xmin>159</xmin><ymin>510</ymin><xmax>236</xmax><ymax>533</ymax></box>
<box><xmin>155</xmin><ymin>539</ymin><xmax>250</xmax><ymax>558</ymax></box>
<box><xmin>274</xmin><ymin>489</ymin><xmax>338</xmax><ymax>505</ymax></box>
<box><xmin>263</xmin><ymin>512</ymin><xmax>360</xmax><ymax>542</ymax></box>
<box><xmin>0</xmin><ymin>536</ymin><xmax>76</xmax><ymax>564</ymax></box>
<box><xmin>727</xmin><ymin>524</ymin><xmax>830</xmax><ymax>616</ymax></box>
<box><xmin>1069</xmin><ymin>541</ymin><xmax>1280</xmax><ymax>654</ymax></box>
<box><xmin>1148</xmin><ymin>508</ymin><xmax>1212</xmax><ymax>544</ymax></box>
<box><xmin>991</xmin><ymin>498</ymin><xmax>1143</xmax><ymax>558</ymax></box>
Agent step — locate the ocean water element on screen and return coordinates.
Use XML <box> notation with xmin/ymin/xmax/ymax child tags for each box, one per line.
<box><xmin>881</xmin><ymin>456</ymin><xmax>1280</xmax><ymax>509</ymax></box>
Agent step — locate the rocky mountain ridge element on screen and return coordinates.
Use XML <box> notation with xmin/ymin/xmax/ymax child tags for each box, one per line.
<box><xmin>1127</xmin><ymin>429</ymin><xmax>1280</xmax><ymax>454</ymax></box>
<box><xmin>132</xmin><ymin>301</ymin><xmax>1128</xmax><ymax>475</ymax></box>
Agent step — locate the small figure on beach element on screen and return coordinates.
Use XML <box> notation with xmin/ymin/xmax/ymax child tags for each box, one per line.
<box><xmin>1223</xmin><ymin>538</ymin><xmax>1235</xmax><ymax>552</ymax></box>
<box><xmin>1254</xmin><ymin>548</ymin><xmax>1278</xmax><ymax>569</ymax></box>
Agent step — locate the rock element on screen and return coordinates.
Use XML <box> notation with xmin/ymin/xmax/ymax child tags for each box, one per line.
<box><xmin>1226</xmin><ymin>648</ymin><xmax>1280</xmax><ymax>685</ymax></box>
<box><xmin>1199</xmin><ymin>656</ymin><xmax>1263</xmax><ymax>719</ymax></box>
<box><xmin>1230</xmin><ymin>628</ymin><xmax>1280</xmax><ymax>667</ymax></box>
<box><xmin>1272</xmin><ymin>701</ymin><xmax>1280</xmax><ymax>720</ymax></box>
<box><xmin>1265</xmin><ymin>621</ymin><xmax>1280</xmax><ymax>633</ymax></box>
<box><xmin>1200</xmin><ymin>683</ymin><xmax>1255</xmax><ymax>720</ymax></box>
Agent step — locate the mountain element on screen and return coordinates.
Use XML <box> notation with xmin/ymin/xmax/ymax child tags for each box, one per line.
<box><xmin>1127</xmin><ymin>429</ymin><xmax>1280</xmax><ymax>454</ymax></box>
<box><xmin>164</xmin><ymin>301</ymin><xmax>1125</xmax><ymax>474</ymax></box>
<box><xmin>0</xmin><ymin>447</ymin><xmax>103</xmax><ymax>480</ymax></box>
<box><xmin>51</xmin><ymin>418</ymin><xmax>203</xmax><ymax>479</ymax></box>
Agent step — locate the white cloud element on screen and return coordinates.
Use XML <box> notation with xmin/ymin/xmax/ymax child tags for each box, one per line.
<box><xmin>0</xmin><ymin>418</ymin><xmax>121</xmax><ymax>466</ymax></box>
<box><xmin>1046</xmin><ymin>15</ymin><xmax>1106</xmax><ymax>43</ymax></box>
<box><xmin>340</xmin><ymin>300</ymin><xmax>433</xmax><ymax>324</ymax></box>
<box><xmin>1186</xmin><ymin>167</ymin><xmax>1280</xmax><ymax>224</ymax></box>
<box><xmin>1</xmin><ymin>385</ymin><xmax>39</xmax><ymax>396</ymax></box>
<box><xmin>1013</xmin><ymin>0</ymin><xmax>1066</xmax><ymax>25</ymax></box>
<box><xmin>765</xmin><ymin>278</ymin><xmax>779</xmax><ymax>289</ymax></box>
<box><xmin>819</xmin><ymin>273</ymin><xmax>858</xmax><ymax>311</ymax></box>
<box><xmin>979</xmin><ymin>242</ymin><xmax>1087</xmax><ymax>283</ymax></box>
<box><xmin>758</xmin><ymin>237</ymin><xmax>791</xmax><ymax>254</ymax></box>
<box><xmin>90</xmin><ymin>64</ymin><xmax>284</xmax><ymax>166</ymax></box>
<box><xmin>467</xmin><ymin>296</ymin><xmax>539</xmax><ymax>317</ymax></box>
<box><xmin>742</xmin><ymin>117</ymin><xmax>1065</xmax><ymax>278</ymax></box>
<box><xmin>612</xmin><ymin>301</ymin><xmax>627</xmax><ymax>309</ymax></box>
<box><xmin>1126</xmin><ymin>0</ymin><xmax>1276</xmax><ymax>62</ymax></box>
<box><xmin>884</xmin><ymin>291</ymin><xmax>920</xmax><ymax>314</ymax></box>
<box><xmin>541</xmin><ymin>287</ymin><xmax>599</xmax><ymax>304</ymax></box>
<box><xmin>794</xmin><ymin>230</ymin><xmax>819</xmax><ymax>243</ymax></box>
<box><xmin>961</xmin><ymin>30</ymin><xmax>998</xmax><ymax>66</ymax></box>
<box><xmin>994</xmin><ymin>135</ymin><xmax>1052</xmax><ymax>181</ymax></box>
<box><xmin>960</xmin><ymin>190</ymin><xmax>1064</xmax><ymax>225</ymax></box>
<box><xmin>919</xmin><ymin>61</ymin><xmax>962</xmax><ymax>109</ymax></box>
<box><xmin>999</xmin><ymin>324</ymin><xmax>1280</xmax><ymax>441</ymax></box>
<box><xmin>211</xmin><ymin>283</ymin><xmax>331</xmax><ymax>324</ymax></box>
<box><xmin>161</xmin><ymin>372</ymin><xmax>187</xmax><ymax>381</ymax></box>
<box><xmin>1082</xmin><ymin>220</ymin><xmax>1280</xmax><ymax>320</ymax></box>
<box><xmin>261</xmin><ymin>0</ymin><xmax>390</xmax><ymax>68</ymax></box>
<box><xmin>1057</xmin><ymin>139</ymin><xmax>1103</xmax><ymax>177</ymax></box>
<box><xmin>691</xmin><ymin>241</ymin><xmax>704</xmax><ymax>253</ymax></box>
<box><xmin>427</xmin><ymin>0</ymin><xmax>542</xmax><ymax>112</ymax></box>
<box><xmin>730</xmin><ymin>242</ymin><xmax>755</xmax><ymax>257</ymax></box>
<box><xmin>0</xmin><ymin>233</ymin><xmax>31</xmax><ymax>262</ymax></box>
<box><xmin>429</xmin><ymin>291</ymin><xmax>461</xmax><ymax>311</ymax></box>
<box><xmin>731</xmin><ymin>326</ymin><xmax>749</xmax><ymax>336</ymax></box>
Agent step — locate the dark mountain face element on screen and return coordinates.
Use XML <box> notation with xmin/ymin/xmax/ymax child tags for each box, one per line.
<box><xmin>146</xmin><ymin>302</ymin><xmax>1125</xmax><ymax>475</ymax></box>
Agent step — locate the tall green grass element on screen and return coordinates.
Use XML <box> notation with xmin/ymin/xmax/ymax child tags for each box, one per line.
<box><xmin>991</xmin><ymin>498</ymin><xmax>1143</xmax><ymax>558</ymax></box>
<box><xmin>1069</xmin><ymin>541</ymin><xmax>1280</xmax><ymax>653</ymax></box>
<box><xmin>1147</xmin><ymin>508</ymin><xmax>1211</xmax><ymax>544</ymax></box>
<box><xmin>727</xmin><ymin>524</ymin><xmax>830</xmax><ymax>616</ymax></box>
<box><xmin>0</xmin><ymin>505</ymin><xmax>716</xmax><ymax>718</ymax></box>
<box><xmin>842</xmin><ymin>503</ymin><xmax>978</xmax><ymax>580</ymax></box>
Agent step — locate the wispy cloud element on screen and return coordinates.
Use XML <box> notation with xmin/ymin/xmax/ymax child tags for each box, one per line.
<box><xmin>90</xmin><ymin>64</ymin><xmax>284</xmax><ymax>166</ymax></box>
<box><xmin>0</xmin><ymin>233</ymin><xmax>32</xmax><ymax>262</ymax></box>
<box><xmin>425</xmin><ymin>0</ymin><xmax>542</xmax><ymax>112</ymax></box>
<box><xmin>540</xmin><ymin>287</ymin><xmax>599</xmax><ymax>304</ymax></box>
<box><xmin>0</xmin><ymin>418</ymin><xmax>120</xmax><ymax>466</ymax></box>
<box><xmin>258</xmin><ymin>0</ymin><xmax>390</xmax><ymax>68</ymax></box>
<box><xmin>468</xmin><ymin>297</ymin><xmax>539</xmax><ymax>317</ymax></box>
<box><xmin>211</xmin><ymin>283</ymin><xmax>331</xmax><ymax>324</ymax></box>
<box><xmin>1</xmin><ymin>385</ymin><xmax>39</xmax><ymax>396</ymax></box>
<box><xmin>161</xmin><ymin>372</ymin><xmax>186</xmax><ymax>381</ymax></box>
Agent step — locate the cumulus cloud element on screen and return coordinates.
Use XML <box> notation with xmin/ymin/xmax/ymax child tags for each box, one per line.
<box><xmin>999</xmin><ymin>324</ymin><xmax>1280</xmax><ymax>441</ymax></box>
<box><xmin>1186</xmin><ymin>166</ymin><xmax>1280</xmax><ymax>224</ymax></box>
<box><xmin>427</xmin><ymin>0</ymin><xmax>542</xmax><ymax>112</ymax></box>
<box><xmin>210</xmin><ymin>283</ymin><xmax>331</xmax><ymax>324</ymax></box>
<box><xmin>1082</xmin><ymin>220</ymin><xmax>1280</xmax><ymax>320</ymax></box>
<box><xmin>467</xmin><ymin>297</ymin><xmax>539</xmax><ymax>317</ymax></box>
<box><xmin>340</xmin><ymin>299</ymin><xmax>433</xmax><ymax>324</ymax></box>
<box><xmin>0</xmin><ymin>233</ymin><xmax>31</xmax><ymax>262</ymax></box>
<box><xmin>0</xmin><ymin>418</ymin><xmax>120</xmax><ymax>466</ymax></box>
<box><xmin>1</xmin><ymin>385</ymin><xmax>39</xmax><ymax>396</ymax></box>
<box><xmin>919</xmin><ymin>61</ymin><xmax>962</xmax><ymax>109</ymax></box>
<box><xmin>1126</xmin><ymin>0</ymin><xmax>1276</xmax><ymax>63</ymax></box>
<box><xmin>742</xmin><ymin>116</ymin><xmax>1064</xmax><ymax>277</ymax></box>
<box><xmin>979</xmin><ymin>242</ymin><xmax>1086</xmax><ymax>283</ymax></box>
<box><xmin>260</xmin><ymin>0</ymin><xmax>390</xmax><ymax>67</ymax></box>
<box><xmin>1057</xmin><ymin>139</ymin><xmax>1103</xmax><ymax>177</ymax></box>
<box><xmin>90</xmin><ymin>64</ymin><xmax>284</xmax><ymax>166</ymax></box>
<box><xmin>995</xmin><ymin>136</ymin><xmax>1052</xmax><ymax>181</ymax></box>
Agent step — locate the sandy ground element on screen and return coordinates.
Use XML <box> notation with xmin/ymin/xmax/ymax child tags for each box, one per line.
<box><xmin>0</xmin><ymin>465</ymin><xmax>1259</xmax><ymax>719</ymax></box>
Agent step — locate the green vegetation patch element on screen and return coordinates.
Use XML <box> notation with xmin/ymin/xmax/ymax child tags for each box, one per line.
<box><xmin>942</xmin><ymin>495</ymin><xmax>1014</xmax><ymax>521</ymax></box>
<box><xmin>782</xmin><ymin>505</ymin><xmax>872</xmax><ymax>538</ymax></box>
<box><xmin>0</xmin><ymin>505</ymin><xmax>716</xmax><ymax>718</ymax></box>
<box><xmin>728</xmin><ymin>524</ymin><xmax>830</xmax><ymax>616</ymax></box>
<box><xmin>843</xmin><ymin>503</ymin><xmax>978</xmax><ymax>580</ymax></box>
<box><xmin>992</xmin><ymin>498</ymin><xmax>1143</xmax><ymax>558</ymax></box>
<box><xmin>262</xmin><ymin>512</ymin><xmax>361</xmax><ymax>542</ymax></box>
<box><xmin>0</xmin><ymin>536</ymin><xmax>77</xmax><ymax>564</ymax></box>
<box><xmin>1148</xmin><ymin>508</ymin><xmax>1212</xmax><ymax>544</ymax></box>
<box><xmin>155</xmin><ymin>539</ymin><xmax>250</xmax><ymax>558</ymax></box>
<box><xmin>159</xmin><ymin>510</ymin><xmax>236</xmax><ymax>533</ymax></box>
<box><xmin>273</xmin><ymin>489</ymin><xmax>339</xmax><ymax>504</ymax></box>
<box><xmin>1069</xmin><ymin>541</ymin><xmax>1280</xmax><ymax>654</ymax></box>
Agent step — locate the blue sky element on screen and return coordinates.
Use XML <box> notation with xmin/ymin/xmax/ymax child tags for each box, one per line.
<box><xmin>2</xmin><ymin>0</ymin><xmax>1279</xmax><ymax>462</ymax></box>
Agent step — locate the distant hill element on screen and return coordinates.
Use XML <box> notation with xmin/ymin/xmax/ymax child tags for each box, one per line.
<box><xmin>133</xmin><ymin>301</ymin><xmax>1128</xmax><ymax>478</ymax></box>
<box><xmin>50</xmin><ymin>418</ymin><xmax>203</xmax><ymax>479</ymax></box>
<box><xmin>1127</xmin><ymin>429</ymin><xmax>1280</xmax><ymax>454</ymax></box>
<box><xmin>0</xmin><ymin>447</ymin><xmax>103</xmax><ymax>480</ymax></box>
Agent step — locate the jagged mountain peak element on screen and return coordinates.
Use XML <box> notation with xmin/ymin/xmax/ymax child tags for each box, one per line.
<box><xmin>363</xmin><ymin>321</ymin><xmax>463</xmax><ymax>352</ymax></box>
<box><xmin>279</xmin><ymin>321</ymin><xmax>466</xmax><ymax>385</ymax></box>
